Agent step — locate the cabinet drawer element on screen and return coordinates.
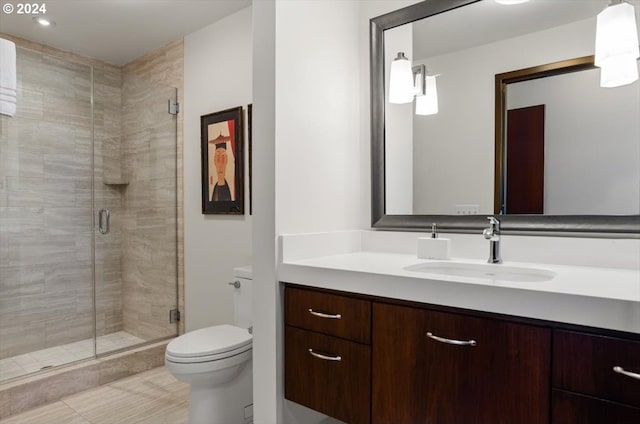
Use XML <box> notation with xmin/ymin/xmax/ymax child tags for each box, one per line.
<box><xmin>553</xmin><ymin>330</ymin><xmax>640</xmax><ymax>407</ymax></box>
<box><xmin>552</xmin><ymin>389</ymin><xmax>640</xmax><ymax>424</ymax></box>
<box><xmin>285</xmin><ymin>326</ymin><xmax>371</xmax><ymax>424</ymax></box>
<box><xmin>372</xmin><ymin>303</ymin><xmax>550</xmax><ymax>424</ymax></box>
<box><xmin>285</xmin><ymin>286</ymin><xmax>371</xmax><ymax>343</ymax></box>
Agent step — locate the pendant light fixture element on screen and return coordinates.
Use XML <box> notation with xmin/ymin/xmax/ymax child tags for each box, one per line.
<box><xmin>595</xmin><ymin>1</ymin><xmax>639</xmax><ymax>87</ymax></box>
<box><xmin>389</xmin><ymin>52</ymin><xmax>415</xmax><ymax>104</ymax></box>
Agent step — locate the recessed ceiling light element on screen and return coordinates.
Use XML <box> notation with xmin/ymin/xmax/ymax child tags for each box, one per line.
<box><xmin>495</xmin><ymin>0</ymin><xmax>530</xmax><ymax>5</ymax></box>
<box><xmin>33</xmin><ymin>17</ymin><xmax>55</xmax><ymax>27</ymax></box>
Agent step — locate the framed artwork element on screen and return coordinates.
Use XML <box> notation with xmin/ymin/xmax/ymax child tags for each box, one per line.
<box><xmin>201</xmin><ymin>106</ymin><xmax>244</xmax><ymax>214</ymax></box>
<box><xmin>248</xmin><ymin>104</ymin><xmax>252</xmax><ymax>215</ymax></box>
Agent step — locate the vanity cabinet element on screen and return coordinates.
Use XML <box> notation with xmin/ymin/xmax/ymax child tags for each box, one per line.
<box><xmin>372</xmin><ymin>302</ymin><xmax>550</xmax><ymax>424</ymax></box>
<box><xmin>551</xmin><ymin>330</ymin><xmax>640</xmax><ymax>423</ymax></box>
<box><xmin>283</xmin><ymin>284</ymin><xmax>640</xmax><ymax>424</ymax></box>
<box><xmin>284</xmin><ymin>287</ymin><xmax>371</xmax><ymax>424</ymax></box>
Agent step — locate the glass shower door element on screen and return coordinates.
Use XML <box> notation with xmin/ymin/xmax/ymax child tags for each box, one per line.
<box><xmin>0</xmin><ymin>46</ymin><xmax>179</xmax><ymax>382</ymax></box>
<box><xmin>94</xmin><ymin>71</ymin><xmax>178</xmax><ymax>355</ymax></box>
<box><xmin>0</xmin><ymin>47</ymin><xmax>95</xmax><ymax>382</ymax></box>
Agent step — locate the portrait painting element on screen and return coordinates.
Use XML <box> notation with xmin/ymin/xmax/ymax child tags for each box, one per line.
<box><xmin>201</xmin><ymin>106</ymin><xmax>244</xmax><ymax>214</ymax></box>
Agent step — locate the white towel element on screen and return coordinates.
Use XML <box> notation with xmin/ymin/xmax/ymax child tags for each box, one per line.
<box><xmin>0</xmin><ymin>92</ymin><xmax>15</xmax><ymax>102</ymax></box>
<box><xmin>0</xmin><ymin>99</ymin><xmax>16</xmax><ymax>116</ymax></box>
<box><xmin>0</xmin><ymin>37</ymin><xmax>17</xmax><ymax>117</ymax></box>
<box><xmin>0</xmin><ymin>86</ymin><xmax>16</xmax><ymax>96</ymax></box>
<box><xmin>0</xmin><ymin>38</ymin><xmax>16</xmax><ymax>90</ymax></box>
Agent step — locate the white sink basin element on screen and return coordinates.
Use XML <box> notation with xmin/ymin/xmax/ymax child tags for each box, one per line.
<box><xmin>404</xmin><ymin>262</ymin><xmax>556</xmax><ymax>283</ymax></box>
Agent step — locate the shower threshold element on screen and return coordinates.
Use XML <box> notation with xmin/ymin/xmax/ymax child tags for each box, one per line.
<box><xmin>0</xmin><ymin>331</ymin><xmax>144</xmax><ymax>383</ymax></box>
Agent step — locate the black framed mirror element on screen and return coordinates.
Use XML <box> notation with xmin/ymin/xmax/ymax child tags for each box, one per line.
<box><xmin>370</xmin><ymin>0</ymin><xmax>639</xmax><ymax>235</ymax></box>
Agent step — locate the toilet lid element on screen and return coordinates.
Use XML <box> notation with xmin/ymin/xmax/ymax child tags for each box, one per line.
<box><xmin>166</xmin><ymin>324</ymin><xmax>252</xmax><ymax>358</ymax></box>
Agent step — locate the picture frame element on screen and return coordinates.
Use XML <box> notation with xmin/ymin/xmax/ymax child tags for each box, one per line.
<box><xmin>201</xmin><ymin>106</ymin><xmax>244</xmax><ymax>214</ymax></box>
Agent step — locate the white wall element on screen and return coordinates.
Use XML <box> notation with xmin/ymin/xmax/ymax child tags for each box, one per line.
<box><xmin>508</xmin><ymin>68</ymin><xmax>640</xmax><ymax>214</ymax></box>
<box><xmin>275</xmin><ymin>1</ymin><xmax>362</xmax><ymax>235</ymax></box>
<box><xmin>251</xmin><ymin>1</ymin><xmax>279</xmax><ymax>423</ymax></box>
<box><xmin>411</xmin><ymin>18</ymin><xmax>597</xmax><ymax>214</ymax></box>
<box><xmin>184</xmin><ymin>7</ymin><xmax>253</xmax><ymax>332</ymax></box>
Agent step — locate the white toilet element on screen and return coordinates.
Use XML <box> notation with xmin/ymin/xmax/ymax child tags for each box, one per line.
<box><xmin>166</xmin><ymin>266</ymin><xmax>253</xmax><ymax>424</ymax></box>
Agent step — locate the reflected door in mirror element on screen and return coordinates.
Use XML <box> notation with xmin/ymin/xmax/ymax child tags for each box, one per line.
<box><xmin>506</xmin><ymin>105</ymin><xmax>545</xmax><ymax>214</ymax></box>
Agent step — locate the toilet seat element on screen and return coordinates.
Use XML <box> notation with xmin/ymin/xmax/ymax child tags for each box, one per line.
<box><xmin>165</xmin><ymin>324</ymin><xmax>252</xmax><ymax>364</ymax></box>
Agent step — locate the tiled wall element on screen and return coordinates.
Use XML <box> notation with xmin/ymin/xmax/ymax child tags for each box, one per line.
<box><xmin>119</xmin><ymin>74</ymin><xmax>178</xmax><ymax>341</ymax></box>
<box><xmin>122</xmin><ymin>40</ymin><xmax>185</xmax><ymax>337</ymax></box>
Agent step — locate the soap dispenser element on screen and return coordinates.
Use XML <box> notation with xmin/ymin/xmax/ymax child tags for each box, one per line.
<box><xmin>417</xmin><ymin>223</ymin><xmax>451</xmax><ymax>260</ymax></box>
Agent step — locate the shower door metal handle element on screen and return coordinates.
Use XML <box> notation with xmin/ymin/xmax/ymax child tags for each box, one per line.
<box><xmin>98</xmin><ymin>209</ymin><xmax>110</xmax><ymax>235</ymax></box>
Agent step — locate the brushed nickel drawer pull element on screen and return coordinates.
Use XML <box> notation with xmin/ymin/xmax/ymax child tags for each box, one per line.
<box><xmin>308</xmin><ymin>309</ymin><xmax>342</xmax><ymax>319</ymax></box>
<box><xmin>613</xmin><ymin>366</ymin><xmax>640</xmax><ymax>381</ymax></box>
<box><xmin>427</xmin><ymin>331</ymin><xmax>477</xmax><ymax>347</ymax></box>
<box><xmin>308</xmin><ymin>349</ymin><xmax>342</xmax><ymax>362</ymax></box>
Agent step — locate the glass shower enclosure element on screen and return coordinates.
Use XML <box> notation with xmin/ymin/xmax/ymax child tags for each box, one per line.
<box><xmin>0</xmin><ymin>45</ymin><xmax>179</xmax><ymax>382</ymax></box>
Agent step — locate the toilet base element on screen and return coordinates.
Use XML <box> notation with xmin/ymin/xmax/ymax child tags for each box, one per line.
<box><xmin>188</xmin><ymin>360</ymin><xmax>253</xmax><ymax>424</ymax></box>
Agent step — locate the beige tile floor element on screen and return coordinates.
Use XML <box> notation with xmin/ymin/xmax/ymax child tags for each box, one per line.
<box><xmin>0</xmin><ymin>366</ymin><xmax>188</xmax><ymax>424</ymax></box>
<box><xmin>0</xmin><ymin>332</ymin><xmax>145</xmax><ymax>383</ymax></box>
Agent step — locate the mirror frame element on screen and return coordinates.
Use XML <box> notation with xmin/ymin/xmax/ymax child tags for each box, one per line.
<box><xmin>370</xmin><ymin>0</ymin><xmax>640</xmax><ymax>236</ymax></box>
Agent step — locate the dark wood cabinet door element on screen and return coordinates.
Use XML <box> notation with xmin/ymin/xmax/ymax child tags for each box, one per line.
<box><xmin>372</xmin><ymin>302</ymin><xmax>429</xmax><ymax>424</ymax></box>
<box><xmin>285</xmin><ymin>326</ymin><xmax>371</xmax><ymax>424</ymax></box>
<box><xmin>553</xmin><ymin>330</ymin><xmax>640</xmax><ymax>408</ymax></box>
<box><xmin>423</xmin><ymin>309</ymin><xmax>551</xmax><ymax>424</ymax></box>
<box><xmin>372</xmin><ymin>303</ymin><xmax>551</xmax><ymax>424</ymax></box>
<box><xmin>552</xmin><ymin>389</ymin><xmax>640</xmax><ymax>424</ymax></box>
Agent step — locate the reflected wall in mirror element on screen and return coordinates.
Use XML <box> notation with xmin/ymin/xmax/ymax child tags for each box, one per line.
<box><xmin>496</xmin><ymin>57</ymin><xmax>640</xmax><ymax>216</ymax></box>
<box><xmin>372</xmin><ymin>0</ymin><xmax>640</xmax><ymax>234</ymax></box>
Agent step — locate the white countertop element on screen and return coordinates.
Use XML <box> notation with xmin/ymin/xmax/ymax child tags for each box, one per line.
<box><xmin>283</xmin><ymin>251</ymin><xmax>640</xmax><ymax>302</ymax></box>
<box><xmin>279</xmin><ymin>248</ymin><xmax>640</xmax><ymax>334</ymax></box>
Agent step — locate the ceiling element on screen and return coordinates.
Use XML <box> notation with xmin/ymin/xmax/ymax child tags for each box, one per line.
<box><xmin>0</xmin><ymin>0</ymin><xmax>252</xmax><ymax>66</ymax></box>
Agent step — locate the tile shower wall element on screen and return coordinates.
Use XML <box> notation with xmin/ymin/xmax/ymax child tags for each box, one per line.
<box><xmin>119</xmin><ymin>74</ymin><xmax>178</xmax><ymax>341</ymax></box>
<box><xmin>0</xmin><ymin>47</ymin><xmax>125</xmax><ymax>359</ymax></box>
<box><xmin>121</xmin><ymin>39</ymin><xmax>184</xmax><ymax>338</ymax></box>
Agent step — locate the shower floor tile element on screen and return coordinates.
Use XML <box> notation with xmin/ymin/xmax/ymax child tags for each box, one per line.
<box><xmin>0</xmin><ymin>331</ymin><xmax>145</xmax><ymax>383</ymax></box>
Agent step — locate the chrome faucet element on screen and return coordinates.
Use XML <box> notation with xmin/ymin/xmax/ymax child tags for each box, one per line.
<box><xmin>483</xmin><ymin>217</ymin><xmax>502</xmax><ymax>264</ymax></box>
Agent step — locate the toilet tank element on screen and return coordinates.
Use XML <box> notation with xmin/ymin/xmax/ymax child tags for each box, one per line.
<box><xmin>232</xmin><ymin>265</ymin><xmax>253</xmax><ymax>329</ymax></box>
